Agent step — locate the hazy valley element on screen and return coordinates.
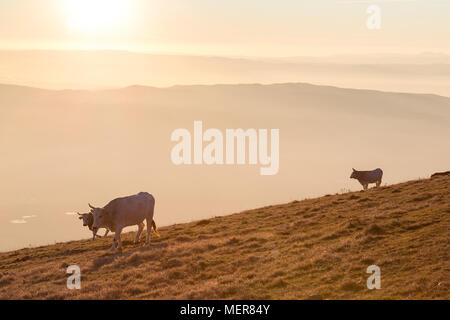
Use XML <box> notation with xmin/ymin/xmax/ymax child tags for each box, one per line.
<box><xmin>0</xmin><ymin>82</ymin><xmax>449</xmax><ymax>251</ymax></box>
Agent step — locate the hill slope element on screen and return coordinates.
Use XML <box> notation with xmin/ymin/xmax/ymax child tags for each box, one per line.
<box><xmin>0</xmin><ymin>174</ymin><xmax>449</xmax><ymax>300</ymax></box>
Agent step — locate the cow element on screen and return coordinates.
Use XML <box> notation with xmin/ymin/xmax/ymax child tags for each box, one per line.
<box><xmin>89</xmin><ymin>192</ymin><xmax>160</xmax><ymax>252</ymax></box>
<box><xmin>350</xmin><ymin>168</ymin><xmax>383</xmax><ymax>190</ymax></box>
<box><xmin>77</xmin><ymin>212</ymin><xmax>110</xmax><ymax>240</ymax></box>
<box><xmin>430</xmin><ymin>171</ymin><xmax>450</xmax><ymax>179</ymax></box>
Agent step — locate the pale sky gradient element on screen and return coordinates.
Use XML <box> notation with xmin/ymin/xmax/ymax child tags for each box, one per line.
<box><xmin>0</xmin><ymin>0</ymin><xmax>449</xmax><ymax>56</ymax></box>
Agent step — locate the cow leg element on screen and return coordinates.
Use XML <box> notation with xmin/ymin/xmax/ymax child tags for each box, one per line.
<box><xmin>109</xmin><ymin>229</ymin><xmax>122</xmax><ymax>252</ymax></box>
<box><xmin>110</xmin><ymin>236</ymin><xmax>116</xmax><ymax>252</ymax></box>
<box><xmin>145</xmin><ymin>217</ymin><xmax>152</xmax><ymax>245</ymax></box>
<box><xmin>134</xmin><ymin>222</ymin><xmax>144</xmax><ymax>244</ymax></box>
<box><xmin>376</xmin><ymin>180</ymin><xmax>381</xmax><ymax>187</ymax></box>
<box><xmin>115</xmin><ymin>227</ymin><xmax>123</xmax><ymax>252</ymax></box>
<box><xmin>363</xmin><ymin>183</ymin><xmax>368</xmax><ymax>190</ymax></box>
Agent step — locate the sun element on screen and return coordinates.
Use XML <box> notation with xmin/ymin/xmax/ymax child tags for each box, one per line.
<box><xmin>64</xmin><ymin>0</ymin><xmax>130</xmax><ymax>34</ymax></box>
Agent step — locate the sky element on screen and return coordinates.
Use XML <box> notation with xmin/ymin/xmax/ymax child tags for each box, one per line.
<box><xmin>0</xmin><ymin>0</ymin><xmax>449</xmax><ymax>56</ymax></box>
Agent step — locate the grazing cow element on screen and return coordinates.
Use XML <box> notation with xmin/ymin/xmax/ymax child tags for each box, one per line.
<box><xmin>431</xmin><ymin>171</ymin><xmax>450</xmax><ymax>179</ymax></box>
<box><xmin>350</xmin><ymin>168</ymin><xmax>383</xmax><ymax>190</ymax></box>
<box><xmin>89</xmin><ymin>192</ymin><xmax>160</xmax><ymax>252</ymax></box>
<box><xmin>77</xmin><ymin>212</ymin><xmax>110</xmax><ymax>240</ymax></box>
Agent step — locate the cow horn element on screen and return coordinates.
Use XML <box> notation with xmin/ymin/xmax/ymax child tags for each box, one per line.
<box><xmin>77</xmin><ymin>212</ymin><xmax>82</xmax><ymax>216</ymax></box>
<box><xmin>352</xmin><ymin>168</ymin><xmax>356</xmax><ymax>171</ymax></box>
<box><xmin>88</xmin><ymin>203</ymin><xmax>95</xmax><ymax>210</ymax></box>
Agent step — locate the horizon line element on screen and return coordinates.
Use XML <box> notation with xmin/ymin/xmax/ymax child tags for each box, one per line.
<box><xmin>0</xmin><ymin>48</ymin><xmax>449</xmax><ymax>60</ymax></box>
<box><xmin>1</xmin><ymin>81</ymin><xmax>449</xmax><ymax>99</ymax></box>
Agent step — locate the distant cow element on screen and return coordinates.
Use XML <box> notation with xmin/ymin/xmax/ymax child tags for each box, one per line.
<box><xmin>430</xmin><ymin>171</ymin><xmax>450</xmax><ymax>179</ymax></box>
<box><xmin>89</xmin><ymin>192</ymin><xmax>160</xmax><ymax>252</ymax></box>
<box><xmin>77</xmin><ymin>212</ymin><xmax>110</xmax><ymax>240</ymax></box>
<box><xmin>350</xmin><ymin>168</ymin><xmax>383</xmax><ymax>190</ymax></box>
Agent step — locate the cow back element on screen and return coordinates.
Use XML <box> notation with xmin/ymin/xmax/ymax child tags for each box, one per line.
<box><xmin>358</xmin><ymin>168</ymin><xmax>383</xmax><ymax>183</ymax></box>
<box><xmin>104</xmin><ymin>192</ymin><xmax>155</xmax><ymax>229</ymax></box>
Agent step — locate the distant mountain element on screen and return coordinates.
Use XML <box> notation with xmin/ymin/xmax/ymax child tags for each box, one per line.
<box><xmin>263</xmin><ymin>52</ymin><xmax>450</xmax><ymax>64</ymax></box>
<box><xmin>0</xmin><ymin>50</ymin><xmax>449</xmax><ymax>96</ymax></box>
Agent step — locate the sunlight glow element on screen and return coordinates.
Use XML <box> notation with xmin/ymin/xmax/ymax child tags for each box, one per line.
<box><xmin>64</xmin><ymin>0</ymin><xmax>130</xmax><ymax>34</ymax></box>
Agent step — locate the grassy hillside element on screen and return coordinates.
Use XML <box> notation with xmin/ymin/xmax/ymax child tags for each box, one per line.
<box><xmin>0</xmin><ymin>174</ymin><xmax>448</xmax><ymax>300</ymax></box>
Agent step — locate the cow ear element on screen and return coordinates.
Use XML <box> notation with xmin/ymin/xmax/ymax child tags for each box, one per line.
<box><xmin>78</xmin><ymin>216</ymin><xmax>83</xmax><ymax>220</ymax></box>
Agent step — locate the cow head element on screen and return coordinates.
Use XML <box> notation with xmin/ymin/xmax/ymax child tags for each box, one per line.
<box><xmin>77</xmin><ymin>212</ymin><xmax>93</xmax><ymax>227</ymax></box>
<box><xmin>350</xmin><ymin>168</ymin><xmax>358</xmax><ymax>179</ymax></box>
<box><xmin>89</xmin><ymin>203</ymin><xmax>108</xmax><ymax>231</ymax></box>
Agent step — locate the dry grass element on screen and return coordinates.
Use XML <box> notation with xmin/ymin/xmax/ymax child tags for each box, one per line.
<box><xmin>0</xmin><ymin>175</ymin><xmax>449</xmax><ymax>300</ymax></box>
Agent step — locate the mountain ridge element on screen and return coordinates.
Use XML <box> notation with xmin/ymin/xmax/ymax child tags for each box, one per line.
<box><xmin>1</xmin><ymin>50</ymin><xmax>449</xmax><ymax>96</ymax></box>
<box><xmin>1</xmin><ymin>81</ymin><xmax>450</xmax><ymax>100</ymax></box>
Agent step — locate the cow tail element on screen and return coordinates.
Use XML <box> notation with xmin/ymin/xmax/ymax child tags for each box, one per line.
<box><xmin>152</xmin><ymin>220</ymin><xmax>161</xmax><ymax>238</ymax></box>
